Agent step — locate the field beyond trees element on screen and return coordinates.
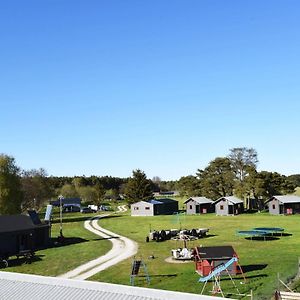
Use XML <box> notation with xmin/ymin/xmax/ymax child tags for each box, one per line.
<box><xmin>90</xmin><ymin>213</ymin><xmax>300</xmax><ymax>300</ymax></box>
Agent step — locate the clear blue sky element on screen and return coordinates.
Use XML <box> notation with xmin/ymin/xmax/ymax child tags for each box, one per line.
<box><xmin>1</xmin><ymin>1</ymin><xmax>299</xmax><ymax>180</ymax></box>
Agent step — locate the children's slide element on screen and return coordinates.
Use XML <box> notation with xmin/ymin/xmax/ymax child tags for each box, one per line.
<box><xmin>198</xmin><ymin>257</ymin><xmax>238</xmax><ymax>282</ymax></box>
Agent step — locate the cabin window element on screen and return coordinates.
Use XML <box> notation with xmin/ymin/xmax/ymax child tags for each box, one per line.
<box><xmin>190</xmin><ymin>205</ymin><xmax>193</xmax><ymax>209</ymax></box>
<box><xmin>134</xmin><ymin>207</ymin><xmax>139</xmax><ymax>210</ymax></box>
<box><xmin>272</xmin><ymin>204</ymin><xmax>275</xmax><ymax>209</ymax></box>
<box><xmin>220</xmin><ymin>205</ymin><xmax>224</xmax><ymax>210</ymax></box>
<box><xmin>145</xmin><ymin>207</ymin><xmax>150</xmax><ymax>210</ymax></box>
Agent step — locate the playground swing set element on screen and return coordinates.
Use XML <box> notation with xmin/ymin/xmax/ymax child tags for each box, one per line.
<box><xmin>194</xmin><ymin>245</ymin><xmax>253</xmax><ymax>299</ymax></box>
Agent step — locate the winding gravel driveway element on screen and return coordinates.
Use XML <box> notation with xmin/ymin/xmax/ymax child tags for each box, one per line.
<box><xmin>59</xmin><ymin>205</ymin><xmax>137</xmax><ymax>280</ymax></box>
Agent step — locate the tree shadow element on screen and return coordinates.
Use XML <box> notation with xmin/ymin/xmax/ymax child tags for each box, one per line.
<box><xmin>241</xmin><ymin>264</ymin><xmax>268</xmax><ymax>273</ymax></box>
<box><xmin>50</xmin><ymin>236</ymin><xmax>89</xmax><ymax>247</ymax></box>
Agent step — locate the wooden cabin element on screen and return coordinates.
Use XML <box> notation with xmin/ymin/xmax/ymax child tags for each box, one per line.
<box><xmin>0</xmin><ymin>214</ymin><xmax>50</xmax><ymax>262</ymax></box>
<box><xmin>266</xmin><ymin>195</ymin><xmax>300</xmax><ymax>215</ymax></box>
<box><xmin>184</xmin><ymin>197</ymin><xmax>214</xmax><ymax>214</ymax></box>
<box><xmin>215</xmin><ymin>196</ymin><xmax>244</xmax><ymax>216</ymax></box>
<box><xmin>193</xmin><ymin>245</ymin><xmax>240</xmax><ymax>276</ymax></box>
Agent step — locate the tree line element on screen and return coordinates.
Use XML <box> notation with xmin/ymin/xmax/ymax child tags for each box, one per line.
<box><xmin>0</xmin><ymin>148</ymin><xmax>298</xmax><ymax>214</ymax></box>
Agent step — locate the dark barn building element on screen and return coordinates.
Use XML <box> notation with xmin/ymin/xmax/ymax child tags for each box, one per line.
<box><xmin>0</xmin><ymin>214</ymin><xmax>50</xmax><ymax>262</ymax></box>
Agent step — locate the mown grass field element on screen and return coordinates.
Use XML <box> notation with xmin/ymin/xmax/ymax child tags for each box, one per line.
<box><xmin>90</xmin><ymin>212</ymin><xmax>300</xmax><ymax>300</ymax></box>
<box><xmin>3</xmin><ymin>212</ymin><xmax>111</xmax><ymax>276</ymax></box>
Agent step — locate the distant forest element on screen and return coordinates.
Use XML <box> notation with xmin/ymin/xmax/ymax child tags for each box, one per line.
<box><xmin>0</xmin><ymin>147</ymin><xmax>299</xmax><ymax>214</ymax></box>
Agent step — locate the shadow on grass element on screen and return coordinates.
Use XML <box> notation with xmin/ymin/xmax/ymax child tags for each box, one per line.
<box><xmin>140</xmin><ymin>274</ymin><xmax>178</xmax><ymax>278</ymax></box>
<box><xmin>271</xmin><ymin>233</ymin><xmax>292</xmax><ymax>237</ymax></box>
<box><xmin>204</xmin><ymin>234</ymin><xmax>218</xmax><ymax>238</ymax></box>
<box><xmin>204</xmin><ymin>273</ymin><xmax>268</xmax><ymax>282</ymax></box>
<box><xmin>245</xmin><ymin>236</ymin><xmax>279</xmax><ymax>241</ymax></box>
<box><xmin>241</xmin><ymin>264</ymin><xmax>268</xmax><ymax>273</ymax></box>
<box><xmin>50</xmin><ymin>236</ymin><xmax>89</xmax><ymax>247</ymax></box>
<box><xmin>92</xmin><ymin>236</ymin><xmax>120</xmax><ymax>241</ymax></box>
<box><xmin>51</xmin><ymin>213</ymin><xmax>122</xmax><ymax>224</ymax></box>
<box><xmin>6</xmin><ymin>254</ymin><xmax>44</xmax><ymax>268</ymax></box>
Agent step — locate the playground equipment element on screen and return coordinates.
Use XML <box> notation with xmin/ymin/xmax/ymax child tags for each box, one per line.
<box><xmin>237</xmin><ymin>227</ymin><xmax>285</xmax><ymax>240</ymax></box>
<box><xmin>195</xmin><ymin>246</ymin><xmax>246</xmax><ymax>298</ymax></box>
<box><xmin>171</xmin><ymin>238</ymin><xmax>194</xmax><ymax>260</ymax></box>
<box><xmin>148</xmin><ymin>228</ymin><xmax>209</xmax><ymax>242</ymax></box>
<box><xmin>130</xmin><ymin>257</ymin><xmax>150</xmax><ymax>286</ymax></box>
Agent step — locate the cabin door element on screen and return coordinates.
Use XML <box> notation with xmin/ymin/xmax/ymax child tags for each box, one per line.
<box><xmin>228</xmin><ymin>205</ymin><xmax>234</xmax><ymax>215</ymax></box>
<box><xmin>196</xmin><ymin>205</ymin><xmax>200</xmax><ymax>214</ymax></box>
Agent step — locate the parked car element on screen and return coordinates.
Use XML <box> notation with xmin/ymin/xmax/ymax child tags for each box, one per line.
<box><xmin>81</xmin><ymin>207</ymin><xmax>96</xmax><ymax>213</ymax></box>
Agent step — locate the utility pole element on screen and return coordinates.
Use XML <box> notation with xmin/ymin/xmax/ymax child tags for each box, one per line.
<box><xmin>58</xmin><ymin>195</ymin><xmax>64</xmax><ymax>239</ymax></box>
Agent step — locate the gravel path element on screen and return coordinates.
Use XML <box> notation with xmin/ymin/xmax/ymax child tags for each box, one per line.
<box><xmin>59</xmin><ymin>205</ymin><xmax>137</xmax><ymax>280</ymax></box>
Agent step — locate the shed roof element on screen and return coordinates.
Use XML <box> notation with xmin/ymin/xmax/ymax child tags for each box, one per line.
<box><xmin>215</xmin><ymin>196</ymin><xmax>243</xmax><ymax>205</ymax></box>
<box><xmin>184</xmin><ymin>197</ymin><xmax>213</xmax><ymax>205</ymax></box>
<box><xmin>148</xmin><ymin>198</ymin><xmax>177</xmax><ymax>204</ymax></box>
<box><xmin>0</xmin><ymin>271</ymin><xmax>232</xmax><ymax>300</ymax></box>
<box><xmin>132</xmin><ymin>198</ymin><xmax>178</xmax><ymax>206</ymax></box>
<box><xmin>50</xmin><ymin>197</ymin><xmax>81</xmax><ymax>206</ymax></box>
<box><xmin>195</xmin><ymin>246</ymin><xmax>236</xmax><ymax>260</ymax></box>
<box><xmin>267</xmin><ymin>195</ymin><xmax>300</xmax><ymax>204</ymax></box>
<box><xmin>0</xmin><ymin>215</ymin><xmax>36</xmax><ymax>234</ymax></box>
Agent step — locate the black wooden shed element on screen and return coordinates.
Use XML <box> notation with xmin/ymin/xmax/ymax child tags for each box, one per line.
<box><xmin>0</xmin><ymin>214</ymin><xmax>50</xmax><ymax>262</ymax></box>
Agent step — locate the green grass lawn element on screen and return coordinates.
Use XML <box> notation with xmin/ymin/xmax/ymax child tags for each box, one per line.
<box><xmin>3</xmin><ymin>213</ymin><xmax>112</xmax><ymax>276</ymax></box>
<box><xmin>90</xmin><ymin>213</ymin><xmax>300</xmax><ymax>300</ymax></box>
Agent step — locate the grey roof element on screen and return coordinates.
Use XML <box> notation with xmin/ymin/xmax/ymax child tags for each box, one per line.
<box><xmin>268</xmin><ymin>195</ymin><xmax>300</xmax><ymax>204</ymax></box>
<box><xmin>0</xmin><ymin>271</ymin><xmax>231</xmax><ymax>300</ymax></box>
<box><xmin>132</xmin><ymin>198</ymin><xmax>178</xmax><ymax>206</ymax></box>
<box><xmin>184</xmin><ymin>197</ymin><xmax>213</xmax><ymax>205</ymax></box>
<box><xmin>215</xmin><ymin>196</ymin><xmax>243</xmax><ymax>205</ymax></box>
<box><xmin>0</xmin><ymin>215</ymin><xmax>38</xmax><ymax>233</ymax></box>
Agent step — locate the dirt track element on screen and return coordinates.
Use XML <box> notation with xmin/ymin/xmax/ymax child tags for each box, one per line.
<box><xmin>59</xmin><ymin>205</ymin><xmax>137</xmax><ymax>280</ymax></box>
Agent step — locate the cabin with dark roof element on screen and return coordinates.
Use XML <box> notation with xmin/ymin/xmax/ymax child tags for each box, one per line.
<box><xmin>214</xmin><ymin>196</ymin><xmax>244</xmax><ymax>216</ymax></box>
<box><xmin>184</xmin><ymin>197</ymin><xmax>215</xmax><ymax>214</ymax></box>
<box><xmin>0</xmin><ymin>213</ymin><xmax>50</xmax><ymax>263</ymax></box>
<box><xmin>266</xmin><ymin>195</ymin><xmax>300</xmax><ymax>215</ymax></box>
<box><xmin>131</xmin><ymin>198</ymin><xmax>178</xmax><ymax>216</ymax></box>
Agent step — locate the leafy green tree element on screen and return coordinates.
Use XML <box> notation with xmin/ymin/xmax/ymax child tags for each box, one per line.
<box><xmin>287</xmin><ymin>174</ymin><xmax>300</xmax><ymax>187</ymax></box>
<box><xmin>0</xmin><ymin>154</ymin><xmax>23</xmax><ymax>214</ymax></box>
<box><xmin>124</xmin><ymin>169</ymin><xmax>153</xmax><ymax>205</ymax></box>
<box><xmin>196</xmin><ymin>157</ymin><xmax>235</xmax><ymax>200</ymax></box>
<box><xmin>77</xmin><ymin>186</ymin><xmax>97</xmax><ymax>204</ymax></box>
<box><xmin>228</xmin><ymin>147</ymin><xmax>258</xmax><ymax>181</ymax></box>
<box><xmin>257</xmin><ymin>171</ymin><xmax>296</xmax><ymax>199</ymax></box>
<box><xmin>21</xmin><ymin>168</ymin><xmax>54</xmax><ymax>210</ymax></box>
<box><xmin>176</xmin><ymin>175</ymin><xmax>200</xmax><ymax>197</ymax></box>
<box><xmin>59</xmin><ymin>184</ymin><xmax>79</xmax><ymax>198</ymax></box>
<box><xmin>94</xmin><ymin>183</ymin><xmax>106</xmax><ymax>206</ymax></box>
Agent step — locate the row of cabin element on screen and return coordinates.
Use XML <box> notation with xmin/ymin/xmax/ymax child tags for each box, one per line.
<box><xmin>185</xmin><ymin>195</ymin><xmax>300</xmax><ymax>216</ymax></box>
<box><xmin>131</xmin><ymin>195</ymin><xmax>300</xmax><ymax>216</ymax></box>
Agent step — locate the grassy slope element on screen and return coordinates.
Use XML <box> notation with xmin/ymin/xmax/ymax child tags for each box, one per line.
<box><xmin>4</xmin><ymin>213</ymin><xmax>111</xmax><ymax>276</ymax></box>
<box><xmin>90</xmin><ymin>213</ymin><xmax>300</xmax><ymax>300</ymax></box>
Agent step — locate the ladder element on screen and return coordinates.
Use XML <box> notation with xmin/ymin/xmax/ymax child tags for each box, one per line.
<box><xmin>130</xmin><ymin>257</ymin><xmax>150</xmax><ymax>286</ymax></box>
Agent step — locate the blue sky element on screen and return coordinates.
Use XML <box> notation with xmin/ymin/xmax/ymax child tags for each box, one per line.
<box><xmin>1</xmin><ymin>1</ymin><xmax>300</xmax><ymax>180</ymax></box>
